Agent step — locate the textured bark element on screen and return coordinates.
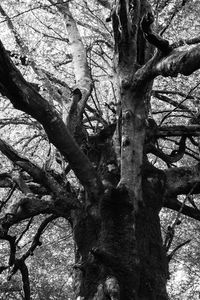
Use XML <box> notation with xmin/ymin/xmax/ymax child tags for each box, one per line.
<box><xmin>73</xmin><ymin>182</ymin><xmax>168</xmax><ymax>300</ymax></box>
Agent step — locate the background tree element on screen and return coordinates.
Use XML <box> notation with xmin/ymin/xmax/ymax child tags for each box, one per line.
<box><xmin>0</xmin><ymin>0</ymin><xmax>200</xmax><ymax>299</ymax></box>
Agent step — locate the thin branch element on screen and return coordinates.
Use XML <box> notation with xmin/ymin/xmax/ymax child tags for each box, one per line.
<box><xmin>0</xmin><ymin>184</ymin><xmax>16</xmax><ymax>210</ymax></box>
<box><xmin>159</xmin><ymin>82</ymin><xmax>200</xmax><ymax>126</ymax></box>
<box><xmin>0</xmin><ymin>138</ymin><xmax>62</xmax><ymax>197</ymax></box>
<box><xmin>16</xmin><ymin>218</ymin><xmax>34</xmax><ymax>245</ymax></box>
<box><xmin>19</xmin><ymin>261</ymin><xmax>30</xmax><ymax>300</ymax></box>
<box><xmin>167</xmin><ymin>239</ymin><xmax>191</xmax><ymax>262</ymax></box>
<box><xmin>152</xmin><ymin>91</ymin><xmax>193</xmax><ymax>115</ymax></box>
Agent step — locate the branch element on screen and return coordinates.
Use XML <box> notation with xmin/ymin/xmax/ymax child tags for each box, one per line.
<box><xmin>53</xmin><ymin>1</ymin><xmax>92</xmax><ymax>124</ymax></box>
<box><xmin>164</xmin><ymin>196</ymin><xmax>200</xmax><ymax>221</ymax></box>
<box><xmin>152</xmin><ymin>91</ymin><xmax>193</xmax><ymax>114</ymax></box>
<box><xmin>141</xmin><ymin>12</ymin><xmax>172</xmax><ymax>54</ymax></box>
<box><xmin>165</xmin><ymin>164</ymin><xmax>200</xmax><ymax>196</ymax></box>
<box><xmin>133</xmin><ymin>40</ymin><xmax>200</xmax><ymax>89</ymax></box>
<box><xmin>7</xmin><ymin>215</ymin><xmax>56</xmax><ymax>298</ymax></box>
<box><xmin>0</xmin><ymin>138</ymin><xmax>62</xmax><ymax>196</ymax></box>
<box><xmin>21</xmin><ymin>215</ymin><xmax>56</xmax><ymax>260</ymax></box>
<box><xmin>0</xmin><ymin>40</ymin><xmax>101</xmax><ymax>198</ymax></box>
<box><xmin>19</xmin><ymin>261</ymin><xmax>30</xmax><ymax>300</ymax></box>
<box><xmin>96</xmin><ymin>0</ymin><xmax>111</xmax><ymax>9</ymax></box>
<box><xmin>0</xmin><ymin>3</ymin><xmax>70</xmax><ymax>108</ymax></box>
<box><xmin>154</xmin><ymin>125</ymin><xmax>200</xmax><ymax>138</ymax></box>
<box><xmin>148</xmin><ymin>136</ymin><xmax>186</xmax><ymax>164</ymax></box>
<box><xmin>167</xmin><ymin>239</ymin><xmax>191</xmax><ymax>262</ymax></box>
<box><xmin>155</xmin><ymin>44</ymin><xmax>200</xmax><ymax>77</ymax></box>
<box><xmin>0</xmin><ymin>194</ymin><xmax>78</xmax><ymax>235</ymax></box>
<box><xmin>0</xmin><ymin>174</ymin><xmax>13</xmax><ymax>188</ymax></box>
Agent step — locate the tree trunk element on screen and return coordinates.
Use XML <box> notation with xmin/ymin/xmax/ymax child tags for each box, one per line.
<box><xmin>73</xmin><ymin>178</ymin><xmax>169</xmax><ymax>300</ymax></box>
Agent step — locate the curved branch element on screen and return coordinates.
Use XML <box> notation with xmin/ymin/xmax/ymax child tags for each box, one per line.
<box><xmin>148</xmin><ymin>136</ymin><xmax>186</xmax><ymax>164</ymax></box>
<box><xmin>141</xmin><ymin>12</ymin><xmax>172</xmax><ymax>54</ymax></box>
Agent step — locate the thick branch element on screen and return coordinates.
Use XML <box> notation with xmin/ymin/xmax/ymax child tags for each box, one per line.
<box><xmin>0</xmin><ymin>40</ymin><xmax>101</xmax><ymax>198</ymax></box>
<box><xmin>53</xmin><ymin>1</ymin><xmax>92</xmax><ymax>121</ymax></box>
<box><xmin>133</xmin><ymin>42</ymin><xmax>200</xmax><ymax>89</ymax></box>
<box><xmin>141</xmin><ymin>12</ymin><xmax>172</xmax><ymax>54</ymax></box>
<box><xmin>155</xmin><ymin>44</ymin><xmax>200</xmax><ymax>77</ymax></box>
<box><xmin>148</xmin><ymin>136</ymin><xmax>186</xmax><ymax>164</ymax></box>
<box><xmin>154</xmin><ymin>125</ymin><xmax>200</xmax><ymax>138</ymax></box>
<box><xmin>0</xmin><ymin>194</ymin><xmax>77</xmax><ymax>235</ymax></box>
<box><xmin>164</xmin><ymin>196</ymin><xmax>200</xmax><ymax>221</ymax></box>
<box><xmin>165</xmin><ymin>164</ymin><xmax>200</xmax><ymax>196</ymax></box>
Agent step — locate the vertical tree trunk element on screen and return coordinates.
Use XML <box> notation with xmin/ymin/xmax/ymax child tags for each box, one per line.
<box><xmin>73</xmin><ymin>179</ymin><xmax>169</xmax><ymax>300</ymax></box>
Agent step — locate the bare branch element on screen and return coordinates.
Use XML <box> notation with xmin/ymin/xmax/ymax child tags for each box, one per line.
<box><xmin>148</xmin><ymin>136</ymin><xmax>187</xmax><ymax>164</ymax></box>
<box><xmin>0</xmin><ymin>138</ymin><xmax>62</xmax><ymax>196</ymax></box>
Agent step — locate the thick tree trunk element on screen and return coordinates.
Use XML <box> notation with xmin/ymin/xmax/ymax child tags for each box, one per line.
<box><xmin>73</xmin><ymin>181</ymin><xmax>168</xmax><ymax>300</ymax></box>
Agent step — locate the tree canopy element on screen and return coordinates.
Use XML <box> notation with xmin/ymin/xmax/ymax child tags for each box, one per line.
<box><xmin>0</xmin><ymin>0</ymin><xmax>200</xmax><ymax>299</ymax></box>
